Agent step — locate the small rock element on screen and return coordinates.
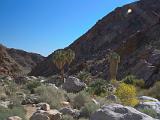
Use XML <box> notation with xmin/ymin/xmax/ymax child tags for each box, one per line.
<box><xmin>60</xmin><ymin>107</ymin><xmax>80</xmax><ymax>118</ymax></box>
<box><xmin>0</xmin><ymin>101</ymin><xmax>10</xmax><ymax>108</ymax></box>
<box><xmin>41</xmin><ymin>103</ymin><xmax>50</xmax><ymax>111</ymax></box>
<box><xmin>106</xmin><ymin>94</ymin><xmax>118</xmax><ymax>102</ymax></box>
<box><xmin>36</xmin><ymin>103</ymin><xmax>50</xmax><ymax>111</ymax></box>
<box><xmin>7</xmin><ymin>116</ymin><xmax>22</xmax><ymax>120</ymax></box>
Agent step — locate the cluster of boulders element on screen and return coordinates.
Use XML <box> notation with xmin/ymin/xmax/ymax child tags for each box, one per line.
<box><xmin>30</xmin><ymin>103</ymin><xmax>62</xmax><ymax>120</ymax></box>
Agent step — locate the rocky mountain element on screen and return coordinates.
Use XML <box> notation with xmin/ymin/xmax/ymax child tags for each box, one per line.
<box><xmin>30</xmin><ymin>0</ymin><xmax>160</xmax><ymax>87</ymax></box>
<box><xmin>0</xmin><ymin>44</ymin><xmax>44</xmax><ymax>76</ymax></box>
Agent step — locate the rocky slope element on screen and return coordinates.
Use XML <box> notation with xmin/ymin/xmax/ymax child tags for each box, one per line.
<box><xmin>30</xmin><ymin>0</ymin><xmax>160</xmax><ymax>87</ymax></box>
<box><xmin>0</xmin><ymin>44</ymin><xmax>44</xmax><ymax>76</ymax></box>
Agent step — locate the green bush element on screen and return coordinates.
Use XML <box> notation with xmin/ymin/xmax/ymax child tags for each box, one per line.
<box><xmin>0</xmin><ymin>106</ymin><xmax>26</xmax><ymax>120</ymax></box>
<box><xmin>35</xmin><ymin>85</ymin><xmax>66</xmax><ymax>109</ymax></box>
<box><xmin>79</xmin><ymin>118</ymin><xmax>89</xmax><ymax>120</ymax></box>
<box><xmin>62</xmin><ymin>115</ymin><xmax>74</xmax><ymax>120</ymax></box>
<box><xmin>87</xmin><ymin>79</ymin><xmax>108</xmax><ymax>96</ymax></box>
<box><xmin>122</xmin><ymin>75</ymin><xmax>136</xmax><ymax>85</ymax></box>
<box><xmin>145</xmin><ymin>81</ymin><xmax>160</xmax><ymax>100</ymax></box>
<box><xmin>71</xmin><ymin>91</ymin><xmax>90</xmax><ymax>109</ymax></box>
<box><xmin>122</xmin><ymin>75</ymin><xmax>145</xmax><ymax>88</ymax></box>
<box><xmin>77</xmin><ymin>71</ymin><xmax>92</xmax><ymax>85</ymax></box>
<box><xmin>26</xmin><ymin>81</ymin><xmax>41</xmax><ymax>93</ymax></box>
<box><xmin>139</xmin><ymin>108</ymin><xmax>159</xmax><ymax>119</ymax></box>
<box><xmin>80</xmin><ymin>102</ymin><xmax>100</xmax><ymax>118</ymax></box>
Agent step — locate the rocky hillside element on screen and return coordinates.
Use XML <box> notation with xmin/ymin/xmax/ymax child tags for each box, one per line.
<box><xmin>0</xmin><ymin>44</ymin><xmax>44</xmax><ymax>76</ymax></box>
<box><xmin>30</xmin><ymin>0</ymin><xmax>160</xmax><ymax>87</ymax></box>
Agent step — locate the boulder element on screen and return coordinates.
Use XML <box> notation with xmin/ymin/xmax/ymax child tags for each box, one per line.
<box><xmin>90</xmin><ymin>104</ymin><xmax>156</xmax><ymax>120</ymax></box>
<box><xmin>43</xmin><ymin>109</ymin><xmax>62</xmax><ymax>120</ymax></box>
<box><xmin>21</xmin><ymin>94</ymin><xmax>40</xmax><ymax>105</ymax></box>
<box><xmin>33</xmin><ymin>109</ymin><xmax>62</xmax><ymax>120</ymax></box>
<box><xmin>138</xmin><ymin>96</ymin><xmax>159</xmax><ymax>102</ymax></box>
<box><xmin>0</xmin><ymin>101</ymin><xmax>10</xmax><ymax>108</ymax></box>
<box><xmin>7</xmin><ymin>116</ymin><xmax>22</xmax><ymax>120</ymax></box>
<box><xmin>31</xmin><ymin>103</ymin><xmax>62</xmax><ymax>120</ymax></box>
<box><xmin>41</xmin><ymin>103</ymin><xmax>50</xmax><ymax>111</ymax></box>
<box><xmin>60</xmin><ymin>107</ymin><xmax>80</xmax><ymax>118</ymax></box>
<box><xmin>106</xmin><ymin>94</ymin><xmax>118</xmax><ymax>102</ymax></box>
<box><xmin>30</xmin><ymin>113</ymin><xmax>50</xmax><ymax>120</ymax></box>
<box><xmin>62</xmin><ymin>76</ymin><xmax>86</xmax><ymax>93</ymax></box>
<box><xmin>135</xmin><ymin>102</ymin><xmax>160</xmax><ymax>115</ymax></box>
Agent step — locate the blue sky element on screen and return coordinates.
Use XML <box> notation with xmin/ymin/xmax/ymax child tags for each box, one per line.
<box><xmin>0</xmin><ymin>0</ymin><xmax>137</xmax><ymax>56</ymax></box>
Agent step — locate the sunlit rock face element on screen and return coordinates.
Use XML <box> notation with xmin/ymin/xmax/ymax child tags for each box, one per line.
<box><xmin>30</xmin><ymin>0</ymin><xmax>160</xmax><ymax>87</ymax></box>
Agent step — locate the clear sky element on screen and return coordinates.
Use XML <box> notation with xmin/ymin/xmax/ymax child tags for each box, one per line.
<box><xmin>0</xmin><ymin>0</ymin><xmax>137</xmax><ymax>56</ymax></box>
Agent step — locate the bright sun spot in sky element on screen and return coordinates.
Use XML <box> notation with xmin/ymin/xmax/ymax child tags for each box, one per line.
<box><xmin>127</xmin><ymin>9</ymin><xmax>132</xmax><ymax>14</ymax></box>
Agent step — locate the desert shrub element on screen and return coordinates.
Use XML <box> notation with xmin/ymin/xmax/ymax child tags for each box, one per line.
<box><xmin>62</xmin><ymin>115</ymin><xmax>74</xmax><ymax>120</ymax></box>
<box><xmin>87</xmin><ymin>79</ymin><xmax>108</xmax><ymax>96</ymax></box>
<box><xmin>3</xmin><ymin>81</ymin><xmax>19</xmax><ymax>96</ymax></box>
<box><xmin>35</xmin><ymin>85</ymin><xmax>66</xmax><ymax>109</ymax></box>
<box><xmin>115</xmin><ymin>83</ymin><xmax>139</xmax><ymax>106</ymax></box>
<box><xmin>122</xmin><ymin>75</ymin><xmax>136</xmax><ymax>85</ymax></box>
<box><xmin>122</xmin><ymin>75</ymin><xmax>145</xmax><ymax>88</ymax></box>
<box><xmin>0</xmin><ymin>86</ymin><xmax>7</xmax><ymax>101</ymax></box>
<box><xmin>80</xmin><ymin>101</ymin><xmax>100</xmax><ymax>118</ymax></box>
<box><xmin>135</xmin><ymin>80</ymin><xmax>145</xmax><ymax>88</ymax></box>
<box><xmin>144</xmin><ymin>81</ymin><xmax>160</xmax><ymax>100</ymax></box>
<box><xmin>71</xmin><ymin>91</ymin><xmax>90</xmax><ymax>109</ymax></box>
<box><xmin>139</xmin><ymin>108</ymin><xmax>159</xmax><ymax>119</ymax></box>
<box><xmin>26</xmin><ymin>80</ymin><xmax>41</xmax><ymax>93</ymax></box>
<box><xmin>79</xmin><ymin>118</ymin><xmax>89</xmax><ymax>120</ymax></box>
<box><xmin>0</xmin><ymin>106</ymin><xmax>26</xmax><ymax>120</ymax></box>
<box><xmin>77</xmin><ymin>71</ymin><xmax>92</xmax><ymax>84</ymax></box>
<box><xmin>110</xmin><ymin>79</ymin><xmax>120</xmax><ymax>88</ymax></box>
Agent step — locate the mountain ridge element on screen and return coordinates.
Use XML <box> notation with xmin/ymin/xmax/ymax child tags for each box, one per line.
<box><xmin>0</xmin><ymin>44</ymin><xmax>45</xmax><ymax>76</ymax></box>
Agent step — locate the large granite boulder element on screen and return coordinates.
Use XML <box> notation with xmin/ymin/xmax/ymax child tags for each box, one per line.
<box><xmin>62</xmin><ymin>76</ymin><xmax>86</xmax><ymax>93</ymax></box>
<box><xmin>90</xmin><ymin>104</ymin><xmax>156</xmax><ymax>120</ymax></box>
